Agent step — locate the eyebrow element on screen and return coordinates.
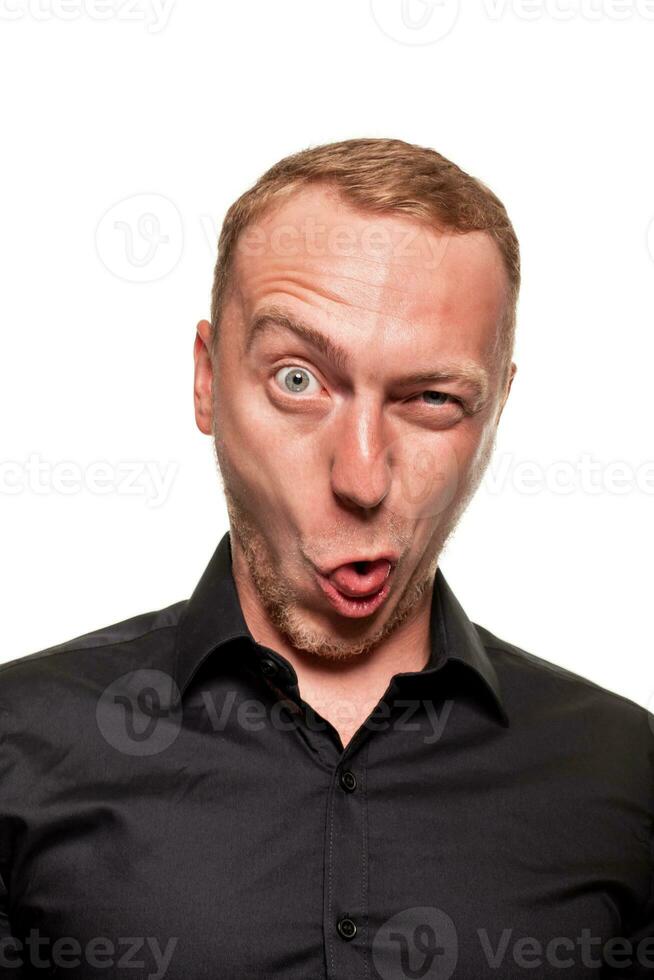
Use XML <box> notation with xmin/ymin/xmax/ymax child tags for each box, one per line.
<box><xmin>246</xmin><ymin>306</ymin><xmax>350</xmax><ymax>374</ymax></box>
<box><xmin>246</xmin><ymin>305</ymin><xmax>490</xmax><ymax>407</ymax></box>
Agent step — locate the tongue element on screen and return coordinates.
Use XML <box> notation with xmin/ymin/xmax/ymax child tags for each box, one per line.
<box><xmin>329</xmin><ymin>559</ymin><xmax>391</xmax><ymax>598</ymax></box>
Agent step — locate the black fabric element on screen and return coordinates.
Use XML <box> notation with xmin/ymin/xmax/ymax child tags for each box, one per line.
<box><xmin>0</xmin><ymin>530</ymin><xmax>652</xmax><ymax>978</ymax></box>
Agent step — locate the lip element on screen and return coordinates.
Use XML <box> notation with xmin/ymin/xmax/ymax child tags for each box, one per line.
<box><xmin>314</xmin><ymin>564</ymin><xmax>395</xmax><ymax>619</ymax></box>
<box><xmin>316</xmin><ymin>554</ymin><xmax>399</xmax><ymax>577</ymax></box>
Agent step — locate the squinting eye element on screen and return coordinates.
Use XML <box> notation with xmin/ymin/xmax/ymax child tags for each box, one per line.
<box><xmin>419</xmin><ymin>391</ymin><xmax>459</xmax><ymax>407</ymax></box>
<box><xmin>274</xmin><ymin>365</ymin><xmax>321</xmax><ymax>396</ymax></box>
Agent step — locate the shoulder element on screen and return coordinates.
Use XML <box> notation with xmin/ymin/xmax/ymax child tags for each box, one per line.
<box><xmin>474</xmin><ymin>622</ymin><xmax>654</xmax><ymax>754</ymax></box>
<box><xmin>0</xmin><ymin>600</ymin><xmax>188</xmax><ymax>697</ymax></box>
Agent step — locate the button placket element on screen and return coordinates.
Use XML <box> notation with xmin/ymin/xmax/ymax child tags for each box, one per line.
<box><xmin>323</xmin><ymin>743</ymin><xmax>370</xmax><ymax>979</ymax></box>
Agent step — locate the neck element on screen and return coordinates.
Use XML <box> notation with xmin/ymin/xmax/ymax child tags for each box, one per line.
<box><xmin>231</xmin><ymin>543</ymin><xmax>435</xmax><ymax>748</ymax></box>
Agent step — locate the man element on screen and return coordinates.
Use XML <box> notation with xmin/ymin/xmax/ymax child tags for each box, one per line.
<box><xmin>0</xmin><ymin>137</ymin><xmax>651</xmax><ymax>978</ymax></box>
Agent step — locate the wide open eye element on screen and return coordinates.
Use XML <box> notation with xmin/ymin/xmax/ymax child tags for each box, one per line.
<box><xmin>274</xmin><ymin>365</ymin><xmax>322</xmax><ymax>396</ymax></box>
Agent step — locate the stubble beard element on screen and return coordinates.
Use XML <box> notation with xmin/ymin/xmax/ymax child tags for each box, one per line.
<box><xmin>212</xmin><ymin>425</ymin><xmax>496</xmax><ymax>663</ymax></box>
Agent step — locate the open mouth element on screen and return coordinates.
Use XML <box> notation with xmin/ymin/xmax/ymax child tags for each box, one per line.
<box><xmin>314</xmin><ymin>558</ymin><xmax>395</xmax><ymax>618</ymax></box>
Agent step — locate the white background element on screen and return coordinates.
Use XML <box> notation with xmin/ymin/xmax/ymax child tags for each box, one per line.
<box><xmin>1</xmin><ymin>0</ymin><xmax>652</xmax><ymax>711</ymax></box>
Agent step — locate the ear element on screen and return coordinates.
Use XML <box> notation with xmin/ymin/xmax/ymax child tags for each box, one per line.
<box><xmin>193</xmin><ymin>319</ymin><xmax>214</xmax><ymax>435</ymax></box>
<box><xmin>496</xmin><ymin>361</ymin><xmax>517</xmax><ymax>424</ymax></box>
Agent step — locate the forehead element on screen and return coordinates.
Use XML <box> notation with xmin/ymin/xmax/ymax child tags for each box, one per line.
<box><xmin>228</xmin><ymin>185</ymin><xmax>509</xmax><ymax>367</ymax></box>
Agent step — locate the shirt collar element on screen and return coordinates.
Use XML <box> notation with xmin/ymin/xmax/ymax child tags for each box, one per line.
<box><xmin>175</xmin><ymin>531</ymin><xmax>509</xmax><ymax>727</ymax></box>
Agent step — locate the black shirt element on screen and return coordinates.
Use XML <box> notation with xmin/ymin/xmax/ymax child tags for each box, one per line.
<box><xmin>0</xmin><ymin>531</ymin><xmax>652</xmax><ymax>979</ymax></box>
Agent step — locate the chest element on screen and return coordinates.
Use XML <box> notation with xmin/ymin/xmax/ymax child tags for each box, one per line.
<box><xmin>9</xmin><ymin>745</ymin><xmax>644</xmax><ymax>980</ymax></box>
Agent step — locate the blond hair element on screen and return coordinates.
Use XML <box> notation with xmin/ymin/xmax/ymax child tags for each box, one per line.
<box><xmin>210</xmin><ymin>137</ymin><xmax>519</xmax><ymax>382</ymax></box>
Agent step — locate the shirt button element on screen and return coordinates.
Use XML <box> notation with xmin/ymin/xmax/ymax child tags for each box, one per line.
<box><xmin>339</xmin><ymin>769</ymin><xmax>357</xmax><ymax>793</ymax></box>
<box><xmin>336</xmin><ymin>916</ymin><xmax>357</xmax><ymax>941</ymax></box>
<box><xmin>260</xmin><ymin>658</ymin><xmax>279</xmax><ymax>677</ymax></box>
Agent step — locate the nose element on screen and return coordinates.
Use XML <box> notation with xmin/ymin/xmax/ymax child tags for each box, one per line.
<box><xmin>329</xmin><ymin>398</ymin><xmax>392</xmax><ymax>512</ymax></box>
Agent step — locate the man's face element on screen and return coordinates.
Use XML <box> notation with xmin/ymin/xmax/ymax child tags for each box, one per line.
<box><xmin>194</xmin><ymin>185</ymin><xmax>515</xmax><ymax>660</ymax></box>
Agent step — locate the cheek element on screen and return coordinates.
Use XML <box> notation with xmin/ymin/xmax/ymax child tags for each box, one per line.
<box><xmin>387</xmin><ymin>426</ymin><xmax>487</xmax><ymax>523</ymax></box>
<box><xmin>214</xmin><ymin>383</ymin><xmax>324</xmax><ymax>515</ymax></box>
<box><xmin>388</xmin><ymin>434</ymin><xmax>458</xmax><ymax>522</ymax></box>
<box><xmin>449</xmin><ymin>422</ymin><xmax>497</xmax><ymax>505</ymax></box>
